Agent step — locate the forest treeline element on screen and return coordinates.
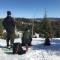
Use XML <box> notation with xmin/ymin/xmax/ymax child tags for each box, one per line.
<box><xmin>0</xmin><ymin>18</ymin><xmax>60</xmax><ymax>38</ymax></box>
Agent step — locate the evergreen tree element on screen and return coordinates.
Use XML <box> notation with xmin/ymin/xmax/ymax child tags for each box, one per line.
<box><xmin>41</xmin><ymin>9</ymin><xmax>53</xmax><ymax>46</ymax></box>
<box><xmin>0</xmin><ymin>21</ymin><xmax>3</xmax><ymax>38</ymax></box>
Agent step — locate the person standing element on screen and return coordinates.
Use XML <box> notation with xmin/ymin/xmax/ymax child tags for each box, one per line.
<box><xmin>3</xmin><ymin>11</ymin><xmax>15</xmax><ymax>48</ymax></box>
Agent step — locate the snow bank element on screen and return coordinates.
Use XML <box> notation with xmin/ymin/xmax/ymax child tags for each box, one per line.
<box><xmin>0</xmin><ymin>38</ymin><xmax>60</xmax><ymax>60</ymax></box>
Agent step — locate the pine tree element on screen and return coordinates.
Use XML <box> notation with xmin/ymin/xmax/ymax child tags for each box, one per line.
<box><xmin>41</xmin><ymin>9</ymin><xmax>53</xmax><ymax>46</ymax></box>
<box><xmin>0</xmin><ymin>21</ymin><xmax>3</xmax><ymax>38</ymax></box>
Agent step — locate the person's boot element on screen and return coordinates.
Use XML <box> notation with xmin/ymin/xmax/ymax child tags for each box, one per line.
<box><xmin>6</xmin><ymin>42</ymin><xmax>9</xmax><ymax>48</ymax></box>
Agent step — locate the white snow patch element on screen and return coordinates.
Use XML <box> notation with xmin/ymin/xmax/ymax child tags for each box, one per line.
<box><xmin>0</xmin><ymin>38</ymin><xmax>60</xmax><ymax>60</ymax></box>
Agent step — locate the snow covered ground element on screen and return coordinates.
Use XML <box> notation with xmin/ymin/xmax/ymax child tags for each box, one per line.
<box><xmin>0</xmin><ymin>38</ymin><xmax>60</xmax><ymax>60</ymax></box>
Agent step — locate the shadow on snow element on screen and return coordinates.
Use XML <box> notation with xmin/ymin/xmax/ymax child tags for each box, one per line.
<box><xmin>32</xmin><ymin>40</ymin><xmax>60</xmax><ymax>56</ymax></box>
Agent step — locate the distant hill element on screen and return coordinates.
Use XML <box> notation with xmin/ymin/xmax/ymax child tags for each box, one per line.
<box><xmin>15</xmin><ymin>17</ymin><xmax>60</xmax><ymax>21</ymax></box>
<box><xmin>0</xmin><ymin>18</ymin><xmax>60</xmax><ymax>22</ymax></box>
<box><xmin>34</xmin><ymin>18</ymin><xmax>60</xmax><ymax>22</ymax></box>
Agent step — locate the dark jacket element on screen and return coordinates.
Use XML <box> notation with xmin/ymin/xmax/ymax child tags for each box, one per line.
<box><xmin>3</xmin><ymin>16</ymin><xmax>15</xmax><ymax>33</ymax></box>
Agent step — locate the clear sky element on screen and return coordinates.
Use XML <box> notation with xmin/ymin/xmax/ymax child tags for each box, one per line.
<box><xmin>0</xmin><ymin>0</ymin><xmax>60</xmax><ymax>18</ymax></box>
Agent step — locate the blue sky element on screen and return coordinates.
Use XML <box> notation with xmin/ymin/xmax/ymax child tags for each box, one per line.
<box><xmin>0</xmin><ymin>0</ymin><xmax>60</xmax><ymax>18</ymax></box>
